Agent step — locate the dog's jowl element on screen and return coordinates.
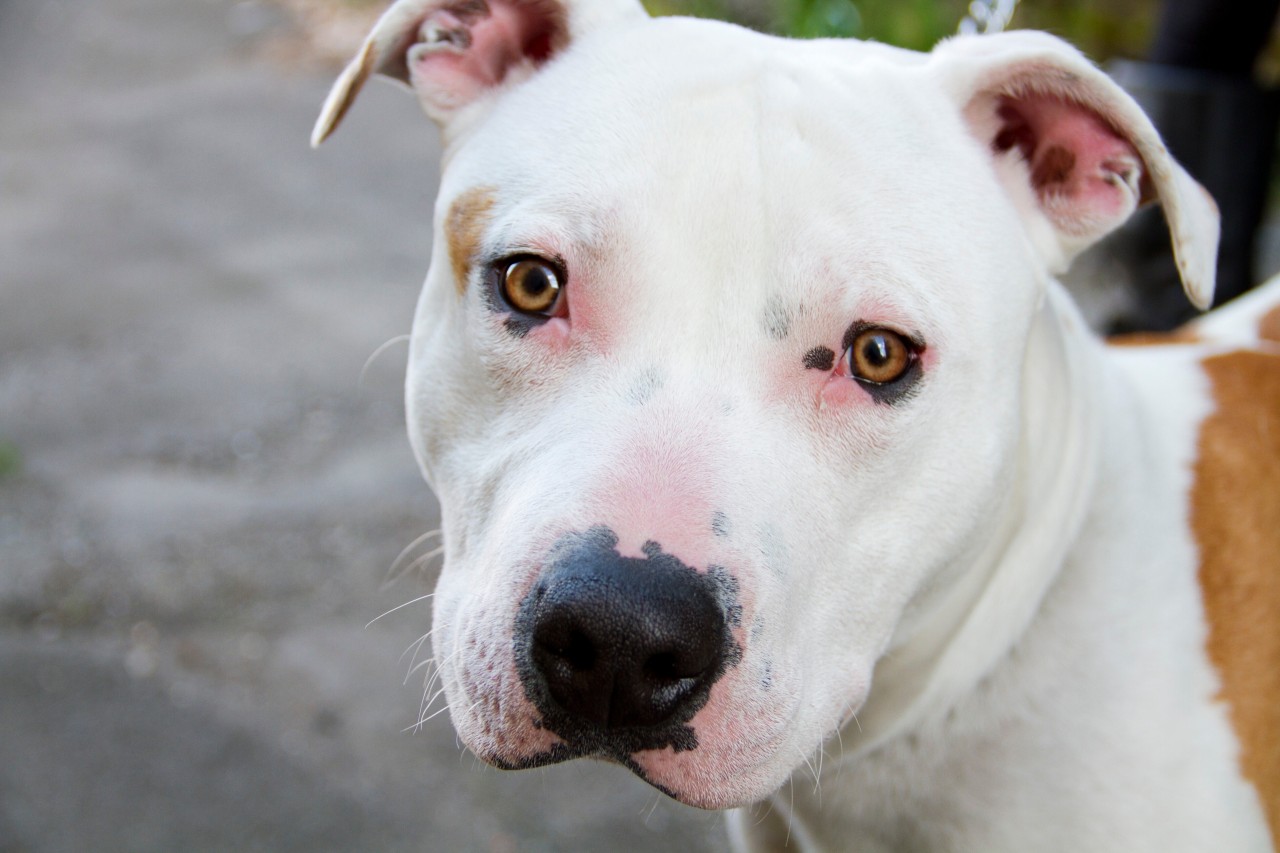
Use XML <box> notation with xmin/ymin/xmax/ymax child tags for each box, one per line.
<box><xmin>312</xmin><ymin>0</ymin><xmax>1280</xmax><ymax>849</ymax></box>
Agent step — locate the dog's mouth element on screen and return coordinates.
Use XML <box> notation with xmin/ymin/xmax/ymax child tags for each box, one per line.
<box><xmin>439</xmin><ymin>525</ymin><xmax>809</xmax><ymax>808</ymax></box>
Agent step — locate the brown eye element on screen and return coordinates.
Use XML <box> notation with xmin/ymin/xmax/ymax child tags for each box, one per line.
<box><xmin>502</xmin><ymin>258</ymin><xmax>562</xmax><ymax>315</ymax></box>
<box><xmin>849</xmin><ymin>328</ymin><xmax>913</xmax><ymax>385</ymax></box>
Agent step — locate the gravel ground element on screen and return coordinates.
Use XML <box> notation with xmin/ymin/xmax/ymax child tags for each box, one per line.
<box><xmin>0</xmin><ymin>0</ymin><xmax>727</xmax><ymax>849</ymax></box>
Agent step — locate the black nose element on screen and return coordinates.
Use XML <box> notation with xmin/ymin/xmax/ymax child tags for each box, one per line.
<box><xmin>516</xmin><ymin>529</ymin><xmax>736</xmax><ymax>750</ymax></box>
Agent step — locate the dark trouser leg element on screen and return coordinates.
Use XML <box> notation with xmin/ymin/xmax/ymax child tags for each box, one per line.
<box><xmin>1103</xmin><ymin>0</ymin><xmax>1280</xmax><ymax>332</ymax></box>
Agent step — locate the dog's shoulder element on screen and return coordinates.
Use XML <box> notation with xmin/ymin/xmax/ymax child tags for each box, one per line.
<box><xmin>1187</xmin><ymin>279</ymin><xmax>1280</xmax><ymax>844</ymax></box>
<box><xmin>1107</xmin><ymin>277</ymin><xmax>1280</xmax><ymax>841</ymax></box>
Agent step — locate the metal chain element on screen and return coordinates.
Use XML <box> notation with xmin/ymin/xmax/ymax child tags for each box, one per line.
<box><xmin>958</xmin><ymin>0</ymin><xmax>1020</xmax><ymax>34</ymax></box>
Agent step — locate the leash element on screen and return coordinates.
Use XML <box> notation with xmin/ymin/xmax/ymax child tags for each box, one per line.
<box><xmin>958</xmin><ymin>0</ymin><xmax>1020</xmax><ymax>34</ymax></box>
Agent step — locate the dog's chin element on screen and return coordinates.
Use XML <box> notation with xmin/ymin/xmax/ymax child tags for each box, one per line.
<box><xmin>473</xmin><ymin>738</ymin><xmax>792</xmax><ymax>810</ymax></box>
<box><xmin>626</xmin><ymin>746</ymin><xmax>795</xmax><ymax>810</ymax></box>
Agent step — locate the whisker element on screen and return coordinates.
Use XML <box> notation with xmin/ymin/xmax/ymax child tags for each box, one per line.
<box><xmin>786</xmin><ymin>780</ymin><xmax>794</xmax><ymax>848</ymax></box>
<box><xmin>420</xmin><ymin>684</ymin><xmax>448</xmax><ymax>716</ymax></box>
<box><xmin>410</xmin><ymin>684</ymin><xmax>450</xmax><ymax>733</ymax></box>
<box><xmin>409</xmin><ymin>695</ymin><xmax>478</xmax><ymax>732</ymax></box>
<box><xmin>398</xmin><ymin>630</ymin><xmax>433</xmax><ymax>666</ymax></box>
<box><xmin>365</xmin><ymin>592</ymin><xmax>436</xmax><ymax>629</ymax></box>
<box><xmin>383</xmin><ymin>528</ymin><xmax>443</xmax><ymax>586</ymax></box>
<box><xmin>799</xmin><ymin>748</ymin><xmax>820</xmax><ymax>796</ymax></box>
<box><xmin>641</xmin><ymin>794</ymin><xmax>661</xmax><ymax>825</ymax></box>
<box><xmin>421</xmin><ymin>655</ymin><xmax>451</xmax><ymax>700</ymax></box>
<box><xmin>832</xmin><ymin>718</ymin><xmax>849</xmax><ymax>784</ymax></box>
<box><xmin>750</xmin><ymin>798</ymin><xmax>776</xmax><ymax>828</ymax></box>
<box><xmin>401</xmin><ymin>545</ymin><xmax>445</xmax><ymax>578</ymax></box>
<box><xmin>401</xmin><ymin>628</ymin><xmax>440</xmax><ymax>684</ymax></box>
<box><xmin>406</xmin><ymin>654</ymin><xmax>438</xmax><ymax>681</ymax></box>
<box><xmin>359</xmin><ymin>334</ymin><xmax>411</xmax><ymax>388</ymax></box>
<box><xmin>416</xmin><ymin>647</ymin><xmax>461</xmax><ymax>721</ymax></box>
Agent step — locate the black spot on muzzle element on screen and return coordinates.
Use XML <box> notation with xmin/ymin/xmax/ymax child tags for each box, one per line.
<box><xmin>514</xmin><ymin>526</ymin><xmax>741</xmax><ymax>761</ymax></box>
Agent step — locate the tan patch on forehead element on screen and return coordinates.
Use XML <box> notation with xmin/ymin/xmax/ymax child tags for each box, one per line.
<box><xmin>1193</xmin><ymin>349</ymin><xmax>1280</xmax><ymax>844</ymax></box>
<box><xmin>1259</xmin><ymin>303</ymin><xmax>1280</xmax><ymax>343</ymax></box>
<box><xmin>446</xmin><ymin>186</ymin><xmax>497</xmax><ymax>295</ymax></box>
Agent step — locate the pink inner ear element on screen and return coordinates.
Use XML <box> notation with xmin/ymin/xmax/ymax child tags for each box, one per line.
<box><xmin>993</xmin><ymin>93</ymin><xmax>1144</xmax><ymax>236</ymax></box>
<box><xmin>408</xmin><ymin>0</ymin><xmax>564</xmax><ymax>110</ymax></box>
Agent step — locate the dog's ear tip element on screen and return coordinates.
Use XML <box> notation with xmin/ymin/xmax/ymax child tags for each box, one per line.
<box><xmin>311</xmin><ymin>101</ymin><xmax>343</xmax><ymax>146</ymax></box>
<box><xmin>1181</xmin><ymin>265</ymin><xmax>1217</xmax><ymax>312</ymax></box>
<box><xmin>309</xmin><ymin>34</ymin><xmax>381</xmax><ymax>146</ymax></box>
<box><xmin>309</xmin><ymin>122</ymin><xmax>330</xmax><ymax>148</ymax></box>
<box><xmin>310</xmin><ymin>106</ymin><xmax>340</xmax><ymax>148</ymax></box>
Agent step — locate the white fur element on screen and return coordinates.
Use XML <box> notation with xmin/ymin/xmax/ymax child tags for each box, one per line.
<box><xmin>315</xmin><ymin>4</ymin><xmax>1273</xmax><ymax>849</ymax></box>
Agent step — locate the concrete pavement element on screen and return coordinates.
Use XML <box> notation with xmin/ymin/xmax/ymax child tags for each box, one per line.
<box><xmin>0</xmin><ymin>0</ymin><xmax>728</xmax><ymax>849</ymax></box>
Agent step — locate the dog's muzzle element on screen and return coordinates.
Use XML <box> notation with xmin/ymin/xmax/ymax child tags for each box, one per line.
<box><xmin>513</xmin><ymin>527</ymin><xmax>741</xmax><ymax>759</ymax></box>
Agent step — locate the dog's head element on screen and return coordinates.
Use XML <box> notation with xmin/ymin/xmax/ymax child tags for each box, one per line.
<box><xmin>315</xmin><ymin>0</ymin><xmax>1217</xmax><ymax>808</ymax></box>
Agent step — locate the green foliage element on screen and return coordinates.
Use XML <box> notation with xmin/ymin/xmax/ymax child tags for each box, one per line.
<box><xmin>645</xmin><ymin>0</ymin><xmax>1162</xmax><ymax>60</ymax></box>
<box><xmin>1014</xmin><ymin>0</ymin><xmax>1157</xmax><ymax>61</ymax></box>
<box><xmin>779</xmin><ymin>0</ymin><xmax>863</xmax><ymax>39</ymax></box>
<box><xmin>0</xmin><ymin>440</ymin><xmax>21</xmax><ymax>480</ymax></box>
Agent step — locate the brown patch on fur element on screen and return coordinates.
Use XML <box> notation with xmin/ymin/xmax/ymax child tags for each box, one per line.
<box><xmin>1031</xmin><ymin>144</ymin><xmax>1076</xmax><ymax>188</ymax></box>
<box><xmin>1106</xmin><ymin>329</ymin><xmax>1200</xmax><ymax>347</ymax></box>
<box><xmin>1259</xmin><ymin>303</ymin><xmax>1280</xmax><ymax>343</ymax></box>
<box><xmin>446</xmin><ymin>187</ymin><xmax>497</xmax><ymax>294</ymax></box>
<box><xmin>1193</xmin><ymin>350</ymin><xmax>1280</xmax><ymax>843</ymax></box>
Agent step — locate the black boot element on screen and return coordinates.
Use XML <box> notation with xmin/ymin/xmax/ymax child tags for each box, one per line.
<box><xmin>1102</xmin><ymin>60</ymin><xmax>1279</xmax><ymax>333</ymax></box>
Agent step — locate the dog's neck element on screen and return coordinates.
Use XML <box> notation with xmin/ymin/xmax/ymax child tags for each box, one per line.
<box><xmin>838</xmin><ymin>280</ymin><xmax>1107</xmax><ymax>757</ymax></box>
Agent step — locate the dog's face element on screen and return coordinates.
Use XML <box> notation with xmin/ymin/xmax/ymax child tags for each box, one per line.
<box><xmin>315</xmin><ymin>0</ymin><xmax>1216</xmax><ymax>809</ymax></box>
<box><xmin>409</xmin><ymin>22</ymin><xmax>1040</xmax><ymax>806</ymax></box>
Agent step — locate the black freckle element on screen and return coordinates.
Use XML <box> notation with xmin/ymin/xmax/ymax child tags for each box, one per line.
<box><xmin>803</xmin><ymin>346</ymin><xmax>835</xmax><ymax>371</ymax></box>
<box><xmin>711</xmin><ymin>511</ymin><xmax>730</xmax><ymax>537</ymax></box>
<box><xmin>627</xmin><ymin>369</ymin><xmax>663</xmax><ymax>405</ymax></box>
<box><xmin>762</xmin><ymin>296</ymin><xmax>792</xmax><ymax>341</ymax></box>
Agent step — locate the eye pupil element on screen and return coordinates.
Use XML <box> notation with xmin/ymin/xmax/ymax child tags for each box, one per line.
<box><xmin>862</xmin><ymin>336</ymin><xmax>890</xmax><ymax>366</ymax></box>
<box><xmin>520</xmin><ymin>266</ymin><xmax>549</xmax><ymax>296</ymax></box>
<box><xmin>502</xmin><ymin>258</ymin><xmax>562</xmax><ymax>315</ymax></box>
<box><xmin>848</xmin><ymin>327</ymin><xmax>914</xmax><ymax>385</ymax></box>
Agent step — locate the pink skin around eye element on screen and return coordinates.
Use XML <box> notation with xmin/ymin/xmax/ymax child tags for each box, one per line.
<box><xmin>526</xmin><ymin>314</ymin><xmax>572</xmax><ymax>352</ymax></box>
<box><xmin>820</xmin><ymin>356</ymin><xmax>861</xmax><ymax>408</ymax></box>
<box><xmin>516</xmin><ymin>254</ymin><xmax>619</xmax><ymax>356</ymax></box>
<box><xmin>816</xmin><ymin>329</ymin><xmax>934</xmax><ymax>410</ymax></box>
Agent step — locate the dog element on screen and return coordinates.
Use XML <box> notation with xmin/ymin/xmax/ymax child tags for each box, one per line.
<box><xmin>310</xmin><ymin>0</ymin><xmax>1280</xmax><ymax>848</ymax></box>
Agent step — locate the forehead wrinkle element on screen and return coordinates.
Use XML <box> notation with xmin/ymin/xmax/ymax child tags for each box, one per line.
<box><xmin>479</xmin><ymin>189</ymin><xmax>621</xmax><ymax>266</ymax></box>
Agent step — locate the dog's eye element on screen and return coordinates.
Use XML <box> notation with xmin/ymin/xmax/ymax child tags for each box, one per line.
<box><xmin>501</xmin><ymin>257</ymin><xmax>562</xmax><ymax>315</ymax></box>
<box><xmin>847</xmin><ymin>328</ymin><xmax>914</xmax><ymax>385</ymax></box>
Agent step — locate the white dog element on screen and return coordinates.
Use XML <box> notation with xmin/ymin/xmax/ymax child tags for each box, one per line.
<box><xmin>312</xmin><ymin>0</ymin><xmax>1280</xmax><ymax>848</ymax></box>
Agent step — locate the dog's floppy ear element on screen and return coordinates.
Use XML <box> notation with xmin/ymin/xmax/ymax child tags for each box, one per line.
<box><xmin>932</xmin><ymin>31</ymin><xmax>1218</xmax><ymax>309</ymax></box>
<box><xmin>311</xmin><ymin>0</ymin><xmax>645</xmax><ymax>146</ymax></box>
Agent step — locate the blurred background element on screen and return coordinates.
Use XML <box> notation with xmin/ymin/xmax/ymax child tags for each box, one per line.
<box><xmin>1</xmin><ymin>0</ymin><xmax>1277</xmax><ymax>851</ymax></box>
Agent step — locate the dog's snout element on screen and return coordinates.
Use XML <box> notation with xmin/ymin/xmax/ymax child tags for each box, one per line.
<box><xmin>515</xmin><ymin>529</ymin><xmax>738</xmax><ymax>755</ymax></box>
<box><xmin>530</xmin><ymin>567</ymin><xmax>724</xmax><ymax>728</ymax></box>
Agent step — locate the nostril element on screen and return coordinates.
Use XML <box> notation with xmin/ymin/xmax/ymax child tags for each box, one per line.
<box><xmin>644</xmin><ymin>651</ymin><xmax>681</xmax><ymax>682</ymax></box>
<box><xmin>538</xmin><ymin>628</ymin><xmax>596</xmax><ymax>672</ymax></box>
<box><xmin>643</xmin><ymin>648</ymin><xmax>712</xmax><ymax>683</ymax></box>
